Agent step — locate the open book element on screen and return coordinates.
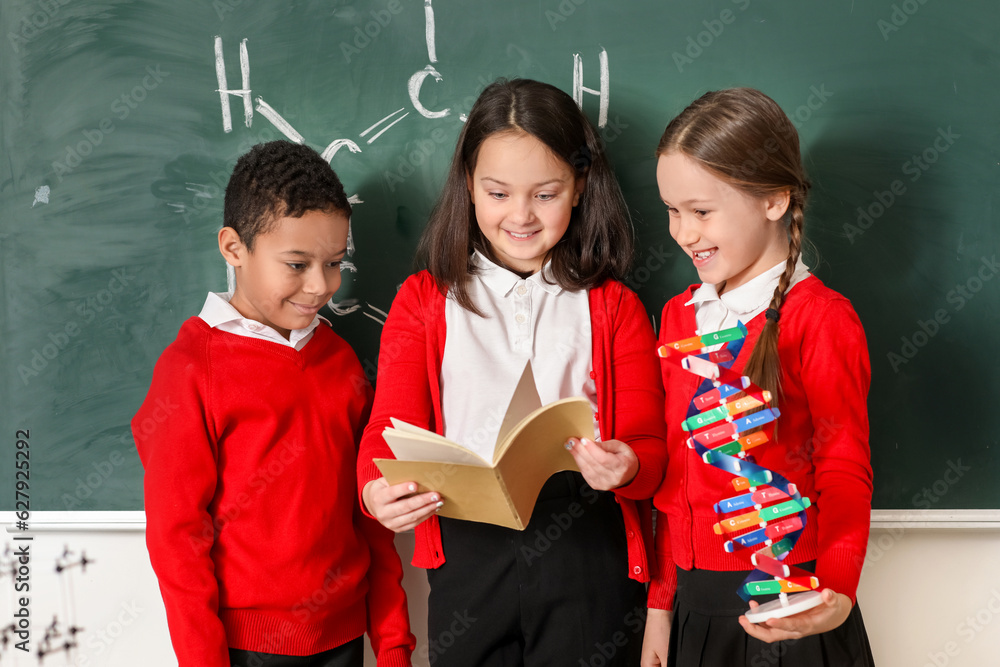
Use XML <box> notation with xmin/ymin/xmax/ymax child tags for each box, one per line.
<box><xmin>374</xmin><ymin>363</ymin><xmax>594</xmax><ymax>530</ymax></box>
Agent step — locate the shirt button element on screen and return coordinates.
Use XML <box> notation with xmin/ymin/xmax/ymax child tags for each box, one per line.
<box><xmin>517</xmin><ymin>284</ymin><xmax>527</xmax><ymax>296</ymax></box>
<box><xmin>593</xmin><ymin>412</ymin><xmax>599</xmax><ymax>421</ymax></box>
<box><xmin>633</xmin><ymin>565</ymin><xmax>643</xmax><ymax>575</ymax></box>
<box><xmin>589</xmin><ymin>371</ymin><xmax>596</xmax><ymax>379</ymax></box>
<box><xmin>627</xmin><ymin>530</ymin><xmax>635</xmax><ymax>539</ymax></box>
<box><xmin>515</xmin><ymin>314</ymin><xmax>526</xmax><ymax>324</ymax></box>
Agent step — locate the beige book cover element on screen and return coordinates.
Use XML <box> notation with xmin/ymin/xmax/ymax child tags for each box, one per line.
<box><xmin>374</xmin><ymin>362</ymin><xmax>594</xmax><ymax>530</ymax></box>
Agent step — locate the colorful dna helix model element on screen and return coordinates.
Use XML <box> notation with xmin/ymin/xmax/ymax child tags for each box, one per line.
<box><xmin>658</xmin><ymin>322</ymin><xmax>823</xmax><ymax>622</ymax></box>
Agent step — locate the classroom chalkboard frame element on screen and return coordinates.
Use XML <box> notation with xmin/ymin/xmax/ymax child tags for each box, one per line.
<box><xmin>1</xmin><ymin>0</ymin><xmax>998</xmax><ymax>519</ymax></box>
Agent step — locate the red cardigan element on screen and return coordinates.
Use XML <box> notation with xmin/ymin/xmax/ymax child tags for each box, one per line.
<box><xmin>357</xmin><ymin>271</ymin><xmax>668</xmax><ymax>582</ymax></box>
<box><xmin>134</xmin><ymin>319</ymin><xmax>414</xmax><ymax>667</ymax></box>
<box><xmin>649</xmin><ymin>275</ymin><xmax>873</xmax><ymax>609</ymax></box>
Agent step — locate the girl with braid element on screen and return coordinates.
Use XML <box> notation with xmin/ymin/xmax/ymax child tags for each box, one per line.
<box><xmin>642</xmin><ymin>88</ymin><xmax>875</xmax><ymax>667</ymax></box>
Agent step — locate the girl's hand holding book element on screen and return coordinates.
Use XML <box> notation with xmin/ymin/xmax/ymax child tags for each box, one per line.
<box><xmin>565</xmin><ymin>438</ymin><xmax>639</xmax><ymax>490</ymax></box>
<box><xmin>363</xmin><ymin>477</ymin><xmax>443</xmax><ymax>533</ymax></box>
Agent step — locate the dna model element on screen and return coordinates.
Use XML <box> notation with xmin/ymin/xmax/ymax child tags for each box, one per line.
<box><xmin>658</xmin><ymin>322</ymin><xmax>823</xmax><ymax>623</ymax></box>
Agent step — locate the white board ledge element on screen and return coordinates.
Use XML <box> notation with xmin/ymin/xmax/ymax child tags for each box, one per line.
<box><xmin>870</xmin><ymin>509</ymin><xmax>1000</xmax><ymax>529</ymax></box>
<box><xmin>3</xmin><ymin>511</ymin><xmax>147</xmax><ymax>532</ymax></box>
<box><xmin>4</xmin><ymin>510</ymin><xmax>1000</xmax><ymax>533</ymax></box>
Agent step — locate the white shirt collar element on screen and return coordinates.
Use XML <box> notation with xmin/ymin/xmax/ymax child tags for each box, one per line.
<box><xmin>472</xmin><ymin>251</ymin><xmax>564</xmax><ymax>296</ymax></box>
<box><xmin>199</xmin><ymin>292</ymin><xmax>328</xmax><ymax>348</ymax></box>
<box><xmin>685</xmin><ymin>258</ymin><xmax>810</xmax><ymax>333</ymax></box>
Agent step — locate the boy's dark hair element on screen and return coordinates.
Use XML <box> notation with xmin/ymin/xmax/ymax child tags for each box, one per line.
<box><xmin>224</xmin><ymin>141</ymin><xmax>351</xmax><ymax>251</ymax></box>
<box><xmin>416</xmin><ymin>78</ymin><xmax>634</xmax><ymax>314</ymax></box>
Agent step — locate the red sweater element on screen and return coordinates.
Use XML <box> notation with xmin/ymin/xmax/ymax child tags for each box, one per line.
<box><xmin>357</xmin><ymin>272</ymin><xmax>668</xmax><ymax>582</ymax></box>
<box><xmin>650</xmin><ymin>275</ymin><xmax>873</xmax><ymax>609</ymax></box>
<box><xmin>133</xmin><ymin>318</ymin><xmax>415</xmax><ymax>667</ymax></box>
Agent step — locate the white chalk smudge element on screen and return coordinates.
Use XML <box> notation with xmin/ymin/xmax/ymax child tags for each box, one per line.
<box><xmin>32</xmin><ymin>185</ymin><xmax>50</xmax><ymax>207</ymax></box>
<box><xmin>346</xmin><ymin>225</ymin><xmax>356</xmax><ymax>254</ymax></box>
<box><xmin>328</xmin><ymin>298</ymin><xmax>362</xmax><ymax>316</ymax></box>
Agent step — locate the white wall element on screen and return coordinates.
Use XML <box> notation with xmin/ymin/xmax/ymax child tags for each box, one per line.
<box><xmin>3</xmin><ymin>513</ymin><xmax>999</xmax><ymax>667</ymax></box>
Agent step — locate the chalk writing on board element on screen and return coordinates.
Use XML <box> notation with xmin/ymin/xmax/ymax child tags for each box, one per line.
<box><xmin>213</xmin><ymin>2</ymin><xmax>612</xmax><ymax>322</ymax></box>
<box><xmin>573</xmin><ymin>49</ymin><xmax>610</xmax><ymax>128</ymax></box>
<box><xmin>363</xmin><ymin>303</ymin><xmax>390</xmax><ymax>326</ymax></box>
<box><xmin>361</xmin><ymin>108</ymin><xmax>409</xmax><ymax>145</ymax></box>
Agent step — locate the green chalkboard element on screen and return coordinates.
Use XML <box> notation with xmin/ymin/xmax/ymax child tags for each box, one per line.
<box><xmin>1</xmin><ymin>0</ymin><xmax>997</xmax><ymax>511</ymax></box>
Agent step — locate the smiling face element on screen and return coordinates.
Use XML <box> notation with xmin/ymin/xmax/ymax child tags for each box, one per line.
<box><xmin>220</xmin><ymin>208</ymin><xmax>349</xmax><ymax>339</ymax></box>
<box><xmin>467</xmin><ymin>131</ymin><xmax>584</xmax><ymax>275</ymax></box>
<box><xmin>656</xmin><ymin>151</ymin><xmax>791</xmax><ymax>294</ymax></box>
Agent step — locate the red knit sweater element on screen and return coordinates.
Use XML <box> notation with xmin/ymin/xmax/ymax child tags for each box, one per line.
<box><xmin>357</xmin><ymin>272</ymin><xmax>668</xmax><ymax>582</ymax></box>
<box><xmin>133</xmin><ymin>318</ymin><xmax>414</xmax><ymax>667</ymax></box>
<box><xmin>649</xmin><ymin>275</ymin><xmax>873</xmax><ymax>609</ymax></box>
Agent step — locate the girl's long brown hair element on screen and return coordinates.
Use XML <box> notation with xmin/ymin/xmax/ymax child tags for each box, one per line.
<box><xmin>657</xmin><ymin>88</ymin><xmax>811</xmax><ymax>403</ymax></box>
<box><xmin>417</xmin><ymin>78</ymin><xmax>634</xmax><ymax>314</ymax></box>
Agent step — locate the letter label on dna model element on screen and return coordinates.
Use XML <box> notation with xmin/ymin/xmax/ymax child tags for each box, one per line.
<box><xmin>658</xmin><ymin>323</ymin><xmax>823</xmax><ymax>623</ymax></box>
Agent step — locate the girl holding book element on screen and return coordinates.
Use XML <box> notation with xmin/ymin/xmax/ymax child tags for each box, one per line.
<box><xmin>357</xmin><ymin>78</ymin><xmax>668</xmax><ymax>666</ymax></box>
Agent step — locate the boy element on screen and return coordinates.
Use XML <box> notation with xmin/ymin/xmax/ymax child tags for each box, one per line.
<box><xmin>133</xmin><ymin>141</ymin><xmax>414</xmax><ymax>667</ymax></box>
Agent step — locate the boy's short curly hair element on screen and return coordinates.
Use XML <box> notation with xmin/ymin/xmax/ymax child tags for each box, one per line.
<box><xmin>224</xmin><ymin>141</ymin><xmax>351</xmax><ymax>251</ymax></box>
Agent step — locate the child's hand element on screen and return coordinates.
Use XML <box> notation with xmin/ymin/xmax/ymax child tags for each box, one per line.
<box><xmin>566</xmin><ymin>438</ymin><xmax>639</xmax><ymax>490</ymax></box>
<box><xmin>738</xmin><ymin>588</ymin><xmax>852</xmax><ymax>643</ymax></box>
<box><xmin>362</xmin><ymin>478</ymin><xmax>442</xmax><ymax>533</ymax></box>
<box><xmin>640</xmin><ymin>608</ymin><xmax>672</xmax><ymax>666</ymax></box>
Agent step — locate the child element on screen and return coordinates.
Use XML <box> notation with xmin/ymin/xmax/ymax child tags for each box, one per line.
<box><xmin>642</xmin><ymin>88</ymin><xmax>875</xmax><ymax>666</ymax></box>
<box><xmin>356</xmin><ymin>78</ymin><xmax>668</xmax><ymax>666</ymax></box>
<box><xmin>133</xmin><ymin>141</ymin><xmax>415</xmax><ymax>667</ymax></box>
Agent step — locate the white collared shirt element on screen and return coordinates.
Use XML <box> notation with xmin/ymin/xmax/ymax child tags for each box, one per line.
<box><xmin>440</xmin><ymin>252</ymin><xmax>597</xmax><ymax>461</ymax></box>
<box><xmin>687</xmin><ymin>258</ymin><xmax>811</xmax><ymax>334</ymax></box>
<box><xmin>198</xmin><ymin>292</ymin><xmax>327</xmax><ymax>351</ymax></box>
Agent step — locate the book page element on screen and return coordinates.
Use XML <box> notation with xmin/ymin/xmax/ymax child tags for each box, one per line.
<box><xmin>494</xmin><ymin>361</ymin><xmax>543</xmax><ymax>454</ymax></box>
<box><xmin>496</xmin><ymin>396</ymin><xmax>592</xmax><ymax>524</ymax></box>
<box><xmin>382</xmin><ymin>419</ymin><xmax>490</xmax><ymax>466</ymax></box>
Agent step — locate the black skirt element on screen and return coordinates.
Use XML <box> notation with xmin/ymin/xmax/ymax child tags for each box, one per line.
<box><xmin>426</xmin><ymin>471</ymin><xmax>646</xmax><ymax>667</ymax></box>
<box><xmin>669</xmin><ymin>565</ymin><xmax>875</xmax><ymax>667</ymax></box>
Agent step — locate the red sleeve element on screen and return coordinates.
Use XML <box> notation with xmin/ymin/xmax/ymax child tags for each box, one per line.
<box><xmin>357</xmin><ymin>273</ymin><xmax>441</xmax><ymax>515</ymax></box>
<box><xmin>359</xmin><ymin>514</ymin><xmax>416</xmax><ymax>666</ymax></box>
<box><xmin>647</xmin><ymin>513</ymin><xmax>678</xmax><ymax>610</ymax></box>
<box><xmin>349</xmin><ymin>379</ymin><xmax>416</xmax><ymax>666</ymax></box>
<box><xmin>801</xmin><ymin>298</ymin><xmax>873</xmax><ymax>604</ymax></box>
<box><xmin>133</xmin><ymin>329</ymin><xmax>229</xmax><ymax>667</ymax></box>
<box><xmin>604</xmin><ymin>285</ymin><xmax>669</xmax><ymax>501</ymax></box>
<box><xmin>647</xmin><ymin>297</ymin><xmax>680</xmax><ymax>610</ymax></box>
<box><xmin>359</xmin><ymin>510</ymin><xmax>416</xmax><ymax>666</ymax></box>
